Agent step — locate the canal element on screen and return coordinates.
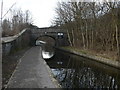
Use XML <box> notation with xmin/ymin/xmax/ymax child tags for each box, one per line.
<box><xmin>38</xmin><ymin>39</ymin><xmax>120</xmax><ymax>88</ymax></box>
<box><xmin>43</xmin><ymin>48</ymin><xmax>120</xmax><ymax>88</ymax></box>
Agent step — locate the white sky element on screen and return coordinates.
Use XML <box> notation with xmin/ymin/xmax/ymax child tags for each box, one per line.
<box><xmin>1</xmin><ymin>0</ymin><xmax>119</xmax><ymax>28</ymax></box>
<box><xmin>1</xmin><ymin>0</ymin><xmax>61</xmax><ymax>28</ymax></box>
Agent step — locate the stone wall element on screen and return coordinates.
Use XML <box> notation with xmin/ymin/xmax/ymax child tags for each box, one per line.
<box><xmin>2</xmin><ymin>29</ymin><xmax>31</xmax><ymax>56</ymax></box>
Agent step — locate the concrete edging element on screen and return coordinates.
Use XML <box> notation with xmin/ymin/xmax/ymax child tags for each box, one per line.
<box><xmin>2</xmin><ymin>29</ymin><xmax>27</xmax><ymax>44</ymax></box>
<box><xmin>43</xmin><ymin>60</ymin><xmax>62</xmax><ymax>88</ymax></box>
<box><xmin>56</xmin><ymin>47</ymin><xmax>120</xmax><ymax>69</ymax></box>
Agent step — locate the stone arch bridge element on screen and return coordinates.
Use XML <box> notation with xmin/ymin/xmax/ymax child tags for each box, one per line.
<box><xmin>30</xmin><ymin>28</ymin><xmax>69</xmax><ymax>46</ymax></box>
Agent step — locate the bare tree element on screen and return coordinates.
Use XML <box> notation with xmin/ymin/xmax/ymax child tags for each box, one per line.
<box><xmin>52</xmin><ymin>1</ymin><xmax>120</xmax><ymax>61</ymax></box>
<box><xmin>2</xmin><ymin>8</ymin><xmax>33</xmax><ymax>36</ymax></box>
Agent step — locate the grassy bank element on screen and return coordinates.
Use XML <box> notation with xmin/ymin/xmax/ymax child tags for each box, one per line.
<box><xmin>59</xmin><ymin>46</ymin><xmax>120</xmax><ymax>69</ymax></box>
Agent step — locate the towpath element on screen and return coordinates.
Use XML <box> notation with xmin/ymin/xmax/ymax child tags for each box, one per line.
<box><xmin>6</xmin><ymin>46</ymin><xmax>60</xmax><ymax>88</ymax></box>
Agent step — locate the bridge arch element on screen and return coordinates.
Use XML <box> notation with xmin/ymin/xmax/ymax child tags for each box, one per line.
<box><xmin>35</xmin><ymin>35</ymin><xmax>56</xmax><ymax>46</ymax></box>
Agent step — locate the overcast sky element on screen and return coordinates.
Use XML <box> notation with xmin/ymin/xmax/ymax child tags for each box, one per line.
<box><xmin>1</xmin><ymin>0</ymin><xmax>118</xmax><ymax>28</ymax></box>
<box><xmin>1</xmin><ymin>0</ymin><xmax>62</xmax><ymax>28</ymax></box>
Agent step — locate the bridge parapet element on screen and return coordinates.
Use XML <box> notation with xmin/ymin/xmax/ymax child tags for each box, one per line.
<box><xmin>31</xmin><ymin>28</ymin><xmax>66</xmax><ymax>33</ymax></box>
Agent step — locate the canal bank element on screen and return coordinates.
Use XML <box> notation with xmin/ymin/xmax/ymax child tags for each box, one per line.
<box><xmin>56</xmin><ymin>47</ymin><xmax>120</xmax><ymax>69</ymax></box>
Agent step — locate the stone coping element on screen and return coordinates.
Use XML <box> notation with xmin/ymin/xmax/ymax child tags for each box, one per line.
<box><xmin>2</xmin><ymin>29</ymin><xmax>27</xmax><ymax>43</ymax></box>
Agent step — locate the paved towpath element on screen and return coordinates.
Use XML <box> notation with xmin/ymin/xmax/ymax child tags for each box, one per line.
<box><xmin>6</xmin><ymin>46</ymin><xmax>60</xmax><ymax>88</ymax></box>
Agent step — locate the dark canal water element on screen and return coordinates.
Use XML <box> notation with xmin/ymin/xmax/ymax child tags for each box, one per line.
<box><xmin>39</xmin><ymin>41</ymin><xmax>120</xmax><ymax>89</ymax></box>
<box><xmin>44</xmin><ymin>49</ymin><xmax>120</xmax><ymax>89</ymax></box>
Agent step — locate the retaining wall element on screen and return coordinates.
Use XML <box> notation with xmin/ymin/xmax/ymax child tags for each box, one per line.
<box><xmin>2</xmin><ymin>29</ymin><xmax>31</xmax><ymax>56</ymax></box>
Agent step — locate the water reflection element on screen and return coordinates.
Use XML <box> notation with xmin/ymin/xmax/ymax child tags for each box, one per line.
<box><xmin>41</xmin><ymin>43</ymin><xmax>55</xmax><ymax>59</ymax></box>
<box><xmin>36</xmin><ymin>40</ymin><xmax>55</xmax><ymax>59</ymax></box>
<box><xmin>42</xmin><ymin>50</ymin><xmax>54</xmax><ymax>59</ymax></box>
<box><xmin>46</xmin><ymin>50</ymin><xmax>120</xmax><ymax>88</ymax></box>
